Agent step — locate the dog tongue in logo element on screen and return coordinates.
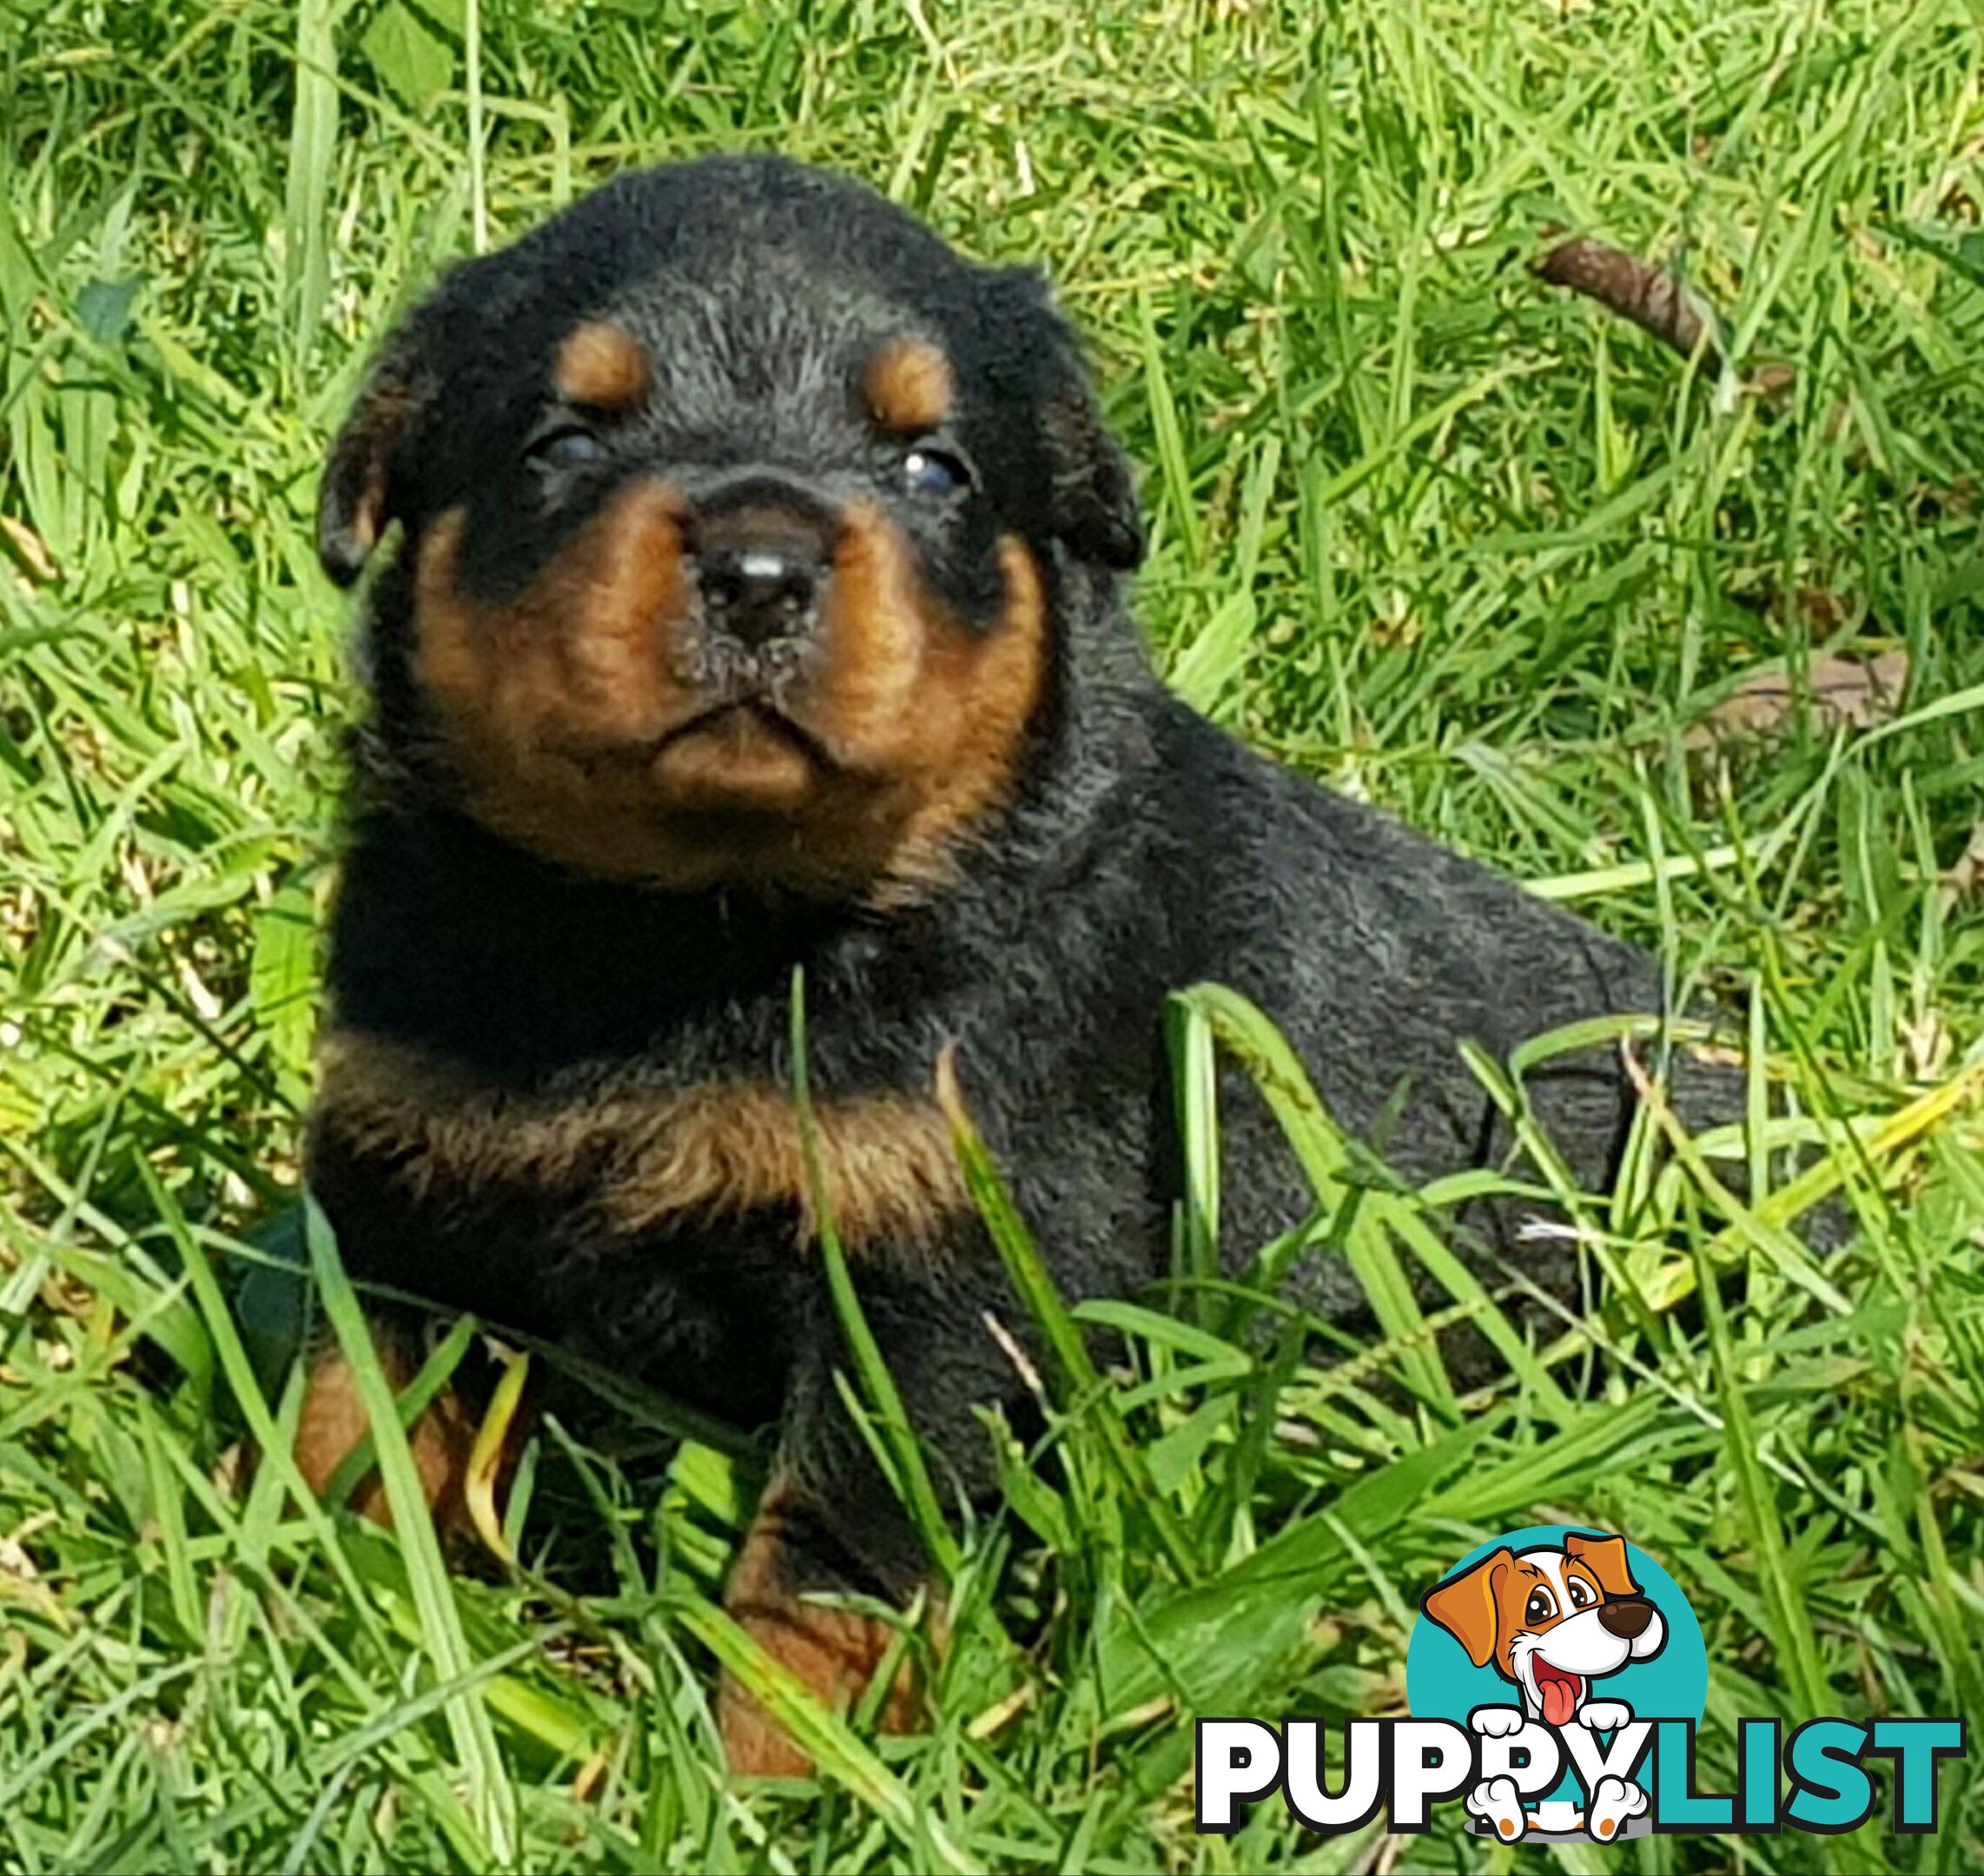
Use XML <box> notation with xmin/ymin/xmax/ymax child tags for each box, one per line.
<box><xmin>1535</xmin><ymin>1663</ymin><xmax>1583</xmax><ymax>1727</ymax></box>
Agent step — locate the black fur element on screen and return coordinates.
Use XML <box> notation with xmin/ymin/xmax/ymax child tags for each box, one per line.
<box><xmin>312</xmin><ymin>155</ymin><xmax>1737</xmax><ymax>1604</ymax></box>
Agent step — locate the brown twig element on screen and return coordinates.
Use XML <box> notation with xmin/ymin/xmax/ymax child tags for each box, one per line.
<box><xmin>1535</xmin><ymin>236</ymin><xmax>1719</xmax><ymax>367</ymax></box>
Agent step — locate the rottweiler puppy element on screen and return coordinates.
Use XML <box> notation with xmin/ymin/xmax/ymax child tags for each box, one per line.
<box><xmin>303</xmin><ymin>155</ymin><xmax>1741</xmax><ymax>1774</ymax></box>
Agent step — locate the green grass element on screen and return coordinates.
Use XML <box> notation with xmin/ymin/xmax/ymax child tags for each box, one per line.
<box><xmin>4</xmin><ymin>1</ymin><xmax>1984</xmax><ymax>1869</ymax></box>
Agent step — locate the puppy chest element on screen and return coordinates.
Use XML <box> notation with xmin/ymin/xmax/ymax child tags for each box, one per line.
<box><xmin>309</xmin><ymin>1027</ymin><xmax>969</xmax><ymax>1254</ymax></box>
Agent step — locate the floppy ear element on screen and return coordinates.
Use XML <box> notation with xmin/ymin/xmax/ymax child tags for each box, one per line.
<box><xmin>1564</xmin><ymin>1532</ymin><xmax>1641</xmax><ymax>1599</ymax></box>
<box><xmin>990</xmin><ymin>270</ymin><xmax>1142</xmax><ymax>571</ymax></box>
<box><xmin>1422</xmin><ymin>1548</ymin><xmax>1513</xmax><ymax>1668</ymax></box>
<box><xmin>317</xmin><ymin>318</ymin><xmax>438</xmax><ymax>587</ymax></box>
<box><xmin>1038</xmin><ymin>334</ymin><xmax>1143</xmax><ymax>571</ymax></box>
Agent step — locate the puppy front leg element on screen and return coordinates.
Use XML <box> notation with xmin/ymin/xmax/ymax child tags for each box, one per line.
<box><xmin>293</xmin><ymin>1308</ymin><xmax>479</xmax><ymax>1529</ymax></box>
<box><xmin>717</xmin><ymin>1264</ymin><xmax>1009</xmax><ymax>1777</ymax></box>
<box><xmin>717</xmin><ymin>1473</ymin><xmax>929</xmax><ymax>1777</ymax></box>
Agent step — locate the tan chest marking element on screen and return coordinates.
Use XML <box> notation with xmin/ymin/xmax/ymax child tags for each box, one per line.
<box><xmin>313</xmin><ymin>1030</ymin><xmax>968</xmax><ymax>1252</ymax></box>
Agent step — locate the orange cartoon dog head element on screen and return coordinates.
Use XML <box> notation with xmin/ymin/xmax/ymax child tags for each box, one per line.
<box><xmin>1421</xmin><ymin>1531</ymin><xmax>1667</xmax><ymax>1727</ymax></box>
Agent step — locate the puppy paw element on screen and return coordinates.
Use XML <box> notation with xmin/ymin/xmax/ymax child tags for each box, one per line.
<box><xmin>718</xmin><ymin>1485</ymin><xmax>923</xmax><ymax>1778</ymax></box>
<box><xmin>1579</xmin><ymin>1698</ymin><xmax>1633</xmax><ymax>1732</ymax></box>
<box><xmin>1465</xmin><ymin>1775</ymin><xmax>1526</xmax><ymax>1840</ymax></box>
<box><xmin>1588</xmin><ymin>1775</ymin><xmax>1650</xmax><ymax>1840</ymax></box>
<box><xmin>1468</xmin><ymin>1702</ymin><xmax>1527</xmax><ymax>1738</ymax></box>
<box><xmin>293</xmin><ymin>1329</ymin><xmax>482</xmax><ymax>1536</ymax></box>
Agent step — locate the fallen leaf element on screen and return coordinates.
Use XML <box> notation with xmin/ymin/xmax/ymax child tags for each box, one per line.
<box><xmin>0</xmin><ymin>514</ymin><xmax>59</xmax><ymax>585</ymax></box>
<box><xmin>1685</xmin><ymin>650</ymin><xmax>1909</xmax><ymax>748</ymax></box>
<box><xmin>1899</xmin><ymin>1006</ymin><xmax>1953</xmax><ymax>1081</ymax></box>
<box><xmin>1536</xmin><ymin>236</ymin><xmax>1716</xmax><ymax>362</ymax></box>
<box><xmin>1536</xmin><ymin>235</ymin><xmax>1796</xmax><ymax>393</ymax></box>
<box><xmin>464</xmin><ymin>1344</ymin><xmax>530</xmax><ymax>1564</ymax></box>
<box><xmin>1940</xmin><ymin>822</ymin><xmax>1984</xmax><ymax>909</ymax></box>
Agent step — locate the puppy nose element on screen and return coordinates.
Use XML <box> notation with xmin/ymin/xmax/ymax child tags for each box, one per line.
<box><xmin>685</xmin><ymin>499</ymin><xmax>830</xmax><ymax>649</ymax></box>
<box><xmin>699</xmin><ymin>544</ymin><xmax>819</xmax><ymax>646</ymax></box>
<box><xmin>1598</xmin><ymin>1596</ymin><xmax>1654</xmax><ymax>1639</ymax></box>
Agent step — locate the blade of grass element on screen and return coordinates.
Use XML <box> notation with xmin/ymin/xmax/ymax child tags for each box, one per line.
<box><xmin>787</xmin><ymin>965</ymin><xmax>960</xmax><ymax>1582</ymax></box>
<box><xmin>667</xmin><ymin>1590</ymin><xmax>983</xmax><ymax>1876</ymax></box>
<box><xmin>1693</xmin><ymin>1239</ymin><xmax>1830</xmax><ymax>1723</ymax></box>
<box><xmin>936</xmin><ymin>1048</ymin><xmax>1203</xmax><ymax>1586</ymax></box>
<box><xmin>283</xmin><ymin>0</ymin><xmax>341</xmax><ymax>362</ymax></box>
<box><xmin>305</xmin><ymin>1200</ymin><xmax>518</xmax><ymax>1862</ymax></box>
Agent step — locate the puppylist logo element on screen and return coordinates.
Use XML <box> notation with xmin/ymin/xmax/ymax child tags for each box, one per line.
<box><xmin>1195</xmin><ymin>1524</ymin><xmax>1966</xmax><ymax>1844</ymax></box>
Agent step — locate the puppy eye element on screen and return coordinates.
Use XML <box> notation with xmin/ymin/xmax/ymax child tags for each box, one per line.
<box><xmin>1568</xmin><ymin>1578</ymin><xmax>1595</xmax><ymax>1608</ymax></box>
<box><xmin>901</xmin><ymin>446</ymin><xmax>971</xmax><ymax>500</ymax></box>
<box><xmin>526</xmin><ymin>424</ymin><xmax>608</xmax><ymax>473</ymax></box>
<box><xmin>1524</xmin><ymin>1588</ymin><xmax>1557</xmax><ymax>1625</ymax></box>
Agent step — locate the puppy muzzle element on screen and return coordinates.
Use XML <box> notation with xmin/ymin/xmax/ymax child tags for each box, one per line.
<box><xmin>678</xmin><ymin>473</ymin><xmax>839</xmax><ymax>680</ymax></box>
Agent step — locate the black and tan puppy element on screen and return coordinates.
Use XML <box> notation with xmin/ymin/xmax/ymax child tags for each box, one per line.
<box><xmin>304</xmin><ymin>155</ymin><xmax>1736</xmax><ymax>1773</ymax></box>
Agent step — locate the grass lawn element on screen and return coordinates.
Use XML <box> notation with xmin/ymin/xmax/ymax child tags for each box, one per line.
<box><xmin>4</xmin><ymin>0</ymin><xmax>1984</xmax><ymax>1869</ymax></box>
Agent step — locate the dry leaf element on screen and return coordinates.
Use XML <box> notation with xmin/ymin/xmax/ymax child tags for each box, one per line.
<box><xmin>1940</xmin><ymin>822</ymin><xmax>1984</xmax><ymax>909</ymax></box>
<box><xmin>1685</xmin><ymin>650</ymin><xmax>1909</xmax><ymax>749</ymax></box>
<box><xmin>464</xmin><ymin>1344</ymin><xmax>530</xmax><ymax>1565</ymax></box>
<box><xmin>1899</xmin><ymin>1007</ymin><xmax>1953</xmax><ymax>1081</ymax></box>
<box><xmin>1535</xmin><ymin>235</ymin><xmax>1796</xmax><ymax>393</ymax></box>
<box><xmin>1536</xmin><ymin>237</ymin><xmax>1716</xmax><ymax>362</ymax></box>
<box><xmin>0</xmin><ymin>514</ymin><xmax>59</xmax><ymax>585</ymax></box>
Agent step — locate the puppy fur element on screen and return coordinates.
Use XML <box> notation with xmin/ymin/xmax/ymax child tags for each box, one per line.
<box><xmin>307</xmin><ymin>155</ymin><xmax>1747</xmax><ymax>1771</ymax></box>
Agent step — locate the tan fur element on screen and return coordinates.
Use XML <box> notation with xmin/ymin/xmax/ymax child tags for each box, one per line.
<box><xmin>862</xmin><ymin>336</ymin><xmax>954</xmax><ymax>434</ymax></box>
<box><xmin>411</xmin><ymin>488</ymin><xmax>1047</xmax><ymax>900</ymax></box>
<box><xmin>293</xmin><ymin>1336</ymin><xmax>476</xmax><ymax>1529</ymax></box>
<box><xmin>553</xmin><ymin>321</ymin><xmax>651</xmax><ymax>409</ymax></box>
<box><xmin>717</xmin><ymin>1484</ymin><xmax>923</xmax><ymax>1777</ymax></box>
<box><xmin>314</xmin><ymin>1029</ymin><xmax>968</xmax><ymax>1252</ymax></box>
<box><xmin>414</xmin><ymin>488</ymin><xmax>711</xmax><ymax>880</ymax></box>
<box><xmin>810</xmin><ymin>517</ymin><xmax>1047</xmax><ymax>901</ymax></box>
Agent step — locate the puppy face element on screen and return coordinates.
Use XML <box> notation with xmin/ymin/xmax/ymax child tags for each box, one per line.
<box><xmin>1422</xmin><ymin>1533</ymin><xmax>1667</xmax><ymax>1727</ymax></box>
<box><xmin>319</xmin><ymin>156</ymin><xmax>1141</xmax><ymax>900</ymax></box>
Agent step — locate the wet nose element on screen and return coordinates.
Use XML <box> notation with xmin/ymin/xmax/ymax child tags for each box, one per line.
<box><xmin>699</xmin><ymin>543</ymin><xmax>819</xmax><ymax>646</ymax></box>
<box><xmin>686</xmin><ymin>499</ymin><xmax>830</xmax><ymax>649</ymax></box>
<box><xmin>1598</xmin><ymin>1596</ymin><xmax>1654</xmax><ymax>1639</ymax></box>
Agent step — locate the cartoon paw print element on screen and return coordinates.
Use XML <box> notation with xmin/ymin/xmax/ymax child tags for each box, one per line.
<box><xmin>1465</xmin><ymin>1775</ymin><xmax>1527</xmax><ymax>1841</ymax></box>
<box><xmin>1588</xmin><ymin>1775</ymin><xmax>1650</xmax><ymax>1841</ymax></box>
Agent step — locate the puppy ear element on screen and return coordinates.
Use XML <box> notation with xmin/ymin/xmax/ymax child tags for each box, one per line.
<box><xmin>1422</xmin><ymin>1548</ymin><xmax>1513</xmax><ymax>1668</ymax></box>
<box><xmin>992</xmin><ymin>270</ymin><xmax>1142</xmax><ymax>571</ymax></box>
<box><xmin>317</xmin><ymin>318</ymin><xmax>437</xmax><ymax>588</ymax></box>
<box><xmin>1564</xmin><ymin>1532</ymin><xmax>1641</xmax><ymax>1599</ymax></box>
<box><xmin>1039</xmin><ymin>336</ymin><xmax>1143</xmax><ymax>571</ymax></box>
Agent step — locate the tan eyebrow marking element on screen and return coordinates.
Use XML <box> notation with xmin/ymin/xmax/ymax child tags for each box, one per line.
<box><xmin>553</xmin><ymin>321</ymin><xmax>651</xmax><ymax>410</ymax></box>
<box><xmin>863</xmin><ymin>336</ymin><xmax>954</xmax><ymax>434</ymax></box>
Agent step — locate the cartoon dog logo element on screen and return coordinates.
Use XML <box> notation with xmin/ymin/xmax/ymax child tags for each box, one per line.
<box><xmin>1422</xmin><ymin>1530</ymin><xmax>1666</xmax><ymax>1841</ymax></box>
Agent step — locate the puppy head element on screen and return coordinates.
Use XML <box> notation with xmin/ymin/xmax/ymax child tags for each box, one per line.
<box><xmin>1422</xmin><ymin>1536</ymin><xmax>1665</xmax><ymax>1727</ymax></box>
<box><xmin>319</xmin><ymin>155</ymin><xmax>1142</xmax><ymax>901</ymax></box>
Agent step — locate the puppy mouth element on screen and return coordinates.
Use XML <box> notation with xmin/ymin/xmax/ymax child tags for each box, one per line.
<box><xmin>653</xmin><ymin>698</ymin><xmax>830</xmax><ymax>766</ymax></box>
<box><xmin>541</xmin><ymin>698</ymin><xmax>834</xmax><ymax>775</ymax></box>
<box><xmin>1530</xmin><ymin>1660</ymin><xmax>1584</xmax><ymax>1727</ymax></box>
<box><xmin>644</xmin><ymin>696</ymin><xmax>841</xmax><ymax>812</ymax></box>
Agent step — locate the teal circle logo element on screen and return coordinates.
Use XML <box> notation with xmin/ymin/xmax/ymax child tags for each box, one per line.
<box><xmin>1405</xmin><ymin>1525</ymin><xmax>1707</xmax><ymax>1840</ymax></box>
